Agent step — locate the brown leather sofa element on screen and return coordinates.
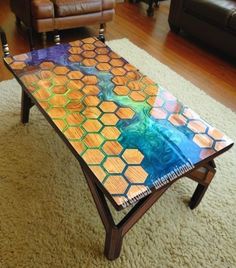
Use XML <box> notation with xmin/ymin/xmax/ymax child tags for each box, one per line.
<box><xmin>10</xmin><ymin>0</ymin><xmax>115</xmax><ymax>43</ymax></box>
<box><xmin>168</xmin><ymin>0</ymin><xmax>236</xmax><ymax>58</ymax></box>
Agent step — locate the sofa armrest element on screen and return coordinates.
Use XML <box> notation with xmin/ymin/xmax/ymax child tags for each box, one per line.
<box><xmin>168</xmin><ymin>0</ymin><xmax>185</xmax><ymax>31</ymax></box>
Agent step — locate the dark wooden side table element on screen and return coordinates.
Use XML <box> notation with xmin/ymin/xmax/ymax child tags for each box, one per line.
<box><xmin>130</xmin><ymin>0</ymin><xmax>167</xmax><ymax>16</ymax></box>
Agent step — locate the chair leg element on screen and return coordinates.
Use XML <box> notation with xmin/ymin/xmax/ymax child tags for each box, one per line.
<box><xmin>0</xmin><ymin>28</ymin><xmax>10</xmax><ymax>56</ymax></box>
<box><xmin>98</xmin><ymin>23</ymin><xmax>106</xmax><ymax>43</ymax></box>
<box><xmin>54</xmin><ymin>30</ymin><xmax>60</xmax><ymax>45</ymax></box>
<box><xmin>27</xmin><ymin>27</ymin><xmax>35</xmax><ymax>51</ymax></box>
<box><xmin>41</xmin><ymin>32</ymin><xmax>47</xmax><ymax>47</ymax></box>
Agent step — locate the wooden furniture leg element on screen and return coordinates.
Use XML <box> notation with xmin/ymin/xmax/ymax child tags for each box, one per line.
<box><xmin>21</xmin><ymin>90</ymin><xmax>34</xmax><ymax>124</ymax></box>
<box><xmin>54</xmin><ymin>30</ymin><xmax>61</xmax><ymax>45</ymax></box>
<box><xmin>98</xmin><ymin>23</ymin><xmax>106</xmax><ymax>43</ymax></box>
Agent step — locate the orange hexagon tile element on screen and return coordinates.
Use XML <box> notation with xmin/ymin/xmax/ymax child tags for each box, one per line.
<box><xmin>150</xmin><ymin>107</ymin><xmax>168</xmax><ymax>120</ymax></box>
<box><xmin>40</xmin><ymin>70</ymin><xmax>54</xmax><ymax>80</ymax></box>
<box><xmin>39</xmin><ymin>61</ymin><xmax>55</xmax><ymax>69</ymax></box>
<box><xmin>83</xmin><ymin>133</ymin><xmax>104</xmax><ymax>148</ymax></box>
<box><xmin>37</xmin><ymin>79</ymin><xmax>52</xmax><ymax>90</ymax></box>
<box><xmin>67</xmin><ymin>70</ymin><xmax>84</xmax><ymax>80</ymax></box>
<box><xmin>21</xmin><ymin>74</ymin><xmax>39</xmax><ymax>86</ymax></box>
<box><xmin>116</xmin><ymin>107</ymin><xmax>135</xmax><ymax>119</ymax></box>
<box><xmin>66</xmin><ymin>102</ymin><xmax>84</xmax><ymax>112</ymax></box>
<box><xmin>188</xmin><ymin>120</ymin><xmax>207</xmax><ymax>133</ymax></box>
<box><xmin>10</xmin><ymin>61</ymin><xmax>26</xmax><ymax>70</ymax></box>
<box><xmin>82</xmin><ymin>149</ymin><xmax>105</xmax><ymax>164</ymax></box>
<box><xmin>82</xmin><ymin>119</ymin><xmax>103</xmax><ymax>132</ymax></box>
<box><xmin>65</xmin><ymin>113</ymin><xmax>85</xmax><ymax>126</ymax></box>
<box><xmin>67</xmin><ymin>90</ymin><xmax>84</xmax><ymax>101</ymax></box>
<box><xmin>53</xmin><ymin>75</ymin><xmax>69</xmax><ymax>85</ymax></box>
<box><xmin>95</xmin><ymin>54</ymin><xmax>110</xmax><ymax>63</ymax></box>
<box><xmin>82</xmin><ymin>43</ymin><xmax>95</xmax><ymax>51</ymax></box>
<box><xmin>33</xmin><ymin>88</ymin><xmax>51</xmax><ymax>101</ymax></box>
<box><xmin>82</xmin><ymin>107</ymin><xmax>101</xmax><ymax>119</ymax></box>
<box><xmin>168</xmin><ymin>114</ymin><xmax>187</xmax><ymax>126</ymax></box>
<box><xmin>83</xmin><ymin>96</ymin><xmax>101</xmax><ymax>106</ymax></box>
<box><xmin>100</xmin><ymin>113</ymin><xmax>119</xmax><ymax>125</ymax></box>
<box><xmin>82</xmin><ymin>59</ymin><xmax>97</xmax><ymax>67</ymax></box>
<box><xmin>193</xmin><ymin>134</ymin><xmax>213</xmax><ymax>148</ymax></box>
<box><xmin>122</xmin><ymin>149</ymin><xmax>144</xmax><ymax>164</ymax></box>
<box><xmin>70</xmin><ymin>141</ymin><xmax>86</xmax><ymax>155</ymax></box>
<box><xmin>82</xmin><ymin>85</ymin><xmax>100</xmax><ymax>95</ymax></box>
<box><xmin>104</xmin><ymin>175</ymin><xmax>128</xmax><ymax>195</ymax></box>
<box><xmin>110</xmin><ymin>59</ymin><xmax>124</xmax><ymax>67</ymax></box>
<box><xmin>113</xmin><ymin>86</ymin><xmax>130</xmax><ymax>96</ymax></box>
<box><xmin>89</xmin><ymin>166</ymin><xmax>107</xmax><ymax>183</ymax></box>
<box><xmin>67</xmin><ymin>80</ymin><xmax>84</xmax><ymax>91</ymax></box>
<box><xmin>208</xmin><ymin>128</ymin><xmax>224</xmax><ymax>140</ymax></box>
<box><xmin>127</xmin><ymin>81</ymin><xmax>145</xmax><ymax>91</ymax></box>
<box><xmin>129</xmin><ymin>91</ymin><xmax>147</xmax><ymax>102</ymax></box>
<box><xmin>82</xmin><ymin>75</ymin><xmax>98</xmax><ymax>85</ymax></box>
<box><xmin>144</xmin><ymin>85</ymin><xmax>159</xmax><ymax>96</ymax></box>
<box><xmin>102</xmin><ymin>141</ymin><xmax>123</xmax><ymax>155</ymax></box>
<box><xmin>103</xmin><ymin>157</ymin><xmax>126</xmax><ymax>174</ymax></box>
<box><xmin>63</xmin><ymin>126</ymin><xmax>84</xmax><ymax>140</ymax></box>
<box><xmin>111</xmin><ymin>67</ymin><xmax>127</xmax><ymax>76</ymax></box>
<box><xmin>147</xmin><ymin>96</ymin><xmax>164</xmax><ymax>107</ymax></box>
<box><xmin>53</xmin><ymin>119</ymin><xmax>67</xmax><ymax>131</ymax></box>
<box><xmin>125</xmin><ymin>166</ymin><xmax>148</xmax><ymax>183</ymax></box>
<box><xmin>69</xmin><ymin>47</ymin><xmax>83</xmax><ymax>54</ymax></box>
<box><xmin>95</xmin><ymin>47</ymin><xmax>110</xmax><ymax>55</ymax></box>
<box><xmin>101</xmin><ymin>126</ymin><xmax>121</xmax><ymax>140</ymax></box>
<box><xmin>96</xmin><ymin>63</ymin><xmax>112</xmax><ymax>71</ymax></box>
<box><xmin>53</xmin><ymin>66</ymin><xmax>70</xmax><ymax>75</ymax></box>
<box><xmin>49</xmin><ymin>95</ymin><xmax>68</xmax><ymax>107</ymax></box>
<box><xmin>68</xmin><ymin>55</ymin><xmax>83</xmax><ymax>62</ymax></box>
<box><xmin>214</xmin><ymin>141</ymin><xmax>229</xmax><ymax>151</ymax></box>
<box><xmin>82</xmin><ymin>51</ymin><xmax>96</xmax><ymax>59</ymax></box>
<box><xmin>51</xmin><ymin>85</ymin><xmax>68</xmax><ymax>94</ymax></box>
<box><xmin>112</xmin><ymin>76</ymin><xmax>129</xmax><ymax>86</ymax></box>
<box><xmin>99</xmin><ymin>101</ymin><xmax>118</xmax><ymax>113</ymax></box>
<box><xmin>127</xmin><ymin>185</ymin><xmax>150</xmax><ymax>199</ymax></box>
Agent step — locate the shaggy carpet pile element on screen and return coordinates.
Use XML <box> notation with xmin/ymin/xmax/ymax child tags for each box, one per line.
<box><xmin>0</xmin><ymin>39</ymin><xmax>235</xmax><ymax>268</ymax></box>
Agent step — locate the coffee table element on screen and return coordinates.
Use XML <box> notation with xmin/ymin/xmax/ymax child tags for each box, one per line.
<box><xmin>2</xmin><ymin>36</ymin><xmax>233</xmax><ymax>260</ymax></box>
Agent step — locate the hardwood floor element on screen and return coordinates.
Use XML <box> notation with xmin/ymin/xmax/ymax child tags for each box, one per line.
<box><xmin>0</xmin><ymin>0</ymin><xmax>236</xmax><ymax>111</ymax></box>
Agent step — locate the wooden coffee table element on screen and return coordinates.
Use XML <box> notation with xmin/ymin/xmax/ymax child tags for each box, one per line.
<box><xmin>2</xmin><ymin>35</ymin><xmax>233</xmax><ymax>260</ymax></box>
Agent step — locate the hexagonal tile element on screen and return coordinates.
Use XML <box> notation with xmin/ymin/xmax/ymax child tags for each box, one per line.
<box><xmin>150</xmin><ymin>108</ymin><xmax>168</xmax><ymax>120</ymax></box>
<box><xmin>200</xmin><ymin>149</ymin><xmax>216</xmax><ymax>159</ymax></box>
<box><xmin>125</xmin><ymin>166</ymin><xmax>148</xmax><ymax>183</ymax></box>
<box><xmin>49</xmin><ymin>95</ymin><xmax>68</xmax><ymax>107</ymax></box>
<box><xmin>94</xmin><ymin>40</ymin><xmax>106</xmax><ymax>48</ymax></box>
<box><xmin>82</xmin><ymin>75</ymin><xmax>98</xmax><ymax>85</ymax></box>
<box><xmin>67</xmin><ymin>90</ymin><xmax>84</xmax><ymax>101</ymax></box>
<box><xmin>95</xmin><ymin>54</ymin><xmax>110</xmax><ymax>63</ymax></box>
<box><xmin>109</xmin><ymin>51</ymin><xmax>120</xmax><ymax>59</ymax></box>
<box><xmin>164</xmin><ymin>102</ymin><xmax>181</xmax><ymax>113</ymax></box>
<box><xmin>126</xmin><ymin>71</ymin><xmax>142</xmax><ymax>81</ymax></box>
<box><xmin>122</xmin><ymin>149</ymin><xmax>144</xmax><ymax>164</ymax></box>
<box><xmin>116</xmin><ymin>107</ymin><xmax>135</xmax><ymax>119</ymax></box>
<box><xmin>110</xmin><ymin>59</ymin><xmax>124</xmax><ymax>67</ymax></box>
<box><xmin>100</xmin><ymin>113</ymin><xmax>119</xmax><ymax>125</ymax></box>
<box><xmin>124</xmin><ymin>63</ymin><xmax>137</xmax><ymax>72</ymax></box>
<box><xmin>69</xmin><ymin>47</ymin><xmax>83</xmax><ymax>54</ymax></box>
<box><xmin>111</xmin><ymin>67</ymin><xmax>126</xmax><ymax>76</ymax></box>
<box><xmin>104</xmin><ymin>175</ymin><xmax>129</xmax><ymax>195</ymax></box>
<box><xmin>147</xmin><ymin>96</ymin><xmax>164</xmax><ymax>107</ymax></box>
<box><xmin>188</xmin><ymin>120</ymin><xmax>207</xmax><ymax>133</ymax></box>
<box><xmin>70</xmin><ymin>141</ymin><xmax>86</xmax><ymax>154</ymax></box>
<box><xmin>95</xmin><ymin>47</ymin><xmax>109</xmax><ymax>55</ymax></box>
<box><xmin>67</xmin><ymin>70</ymin><xmax>84</xmax><ymax>80</ymax></box>
<box><xmin>82</xmin><ymin>51</ymin><xmax>96</xmax><ymax>58</ymax></box>
<box><xmin>144</xmin><ymin>85</ymin><xmax>159</xmax><ymax>96</ymax></box>
<box><xmin>39</xmin><ymin>101</ymin><xmax>50</xmax><ymax>110</ymax></box>
<box><xmin>89</xmin><ymin>166</ymin><xmax>107</xmax><ymax>182</ymax></box>
<box><xmin>82</xmin><ymin>59</ymin><xmax>97</xmax><ymax>67</ymax></box>
<box><xmin>141</xmin><ymin>76</ymin><xmax>155</xmax><ymax>85</ymax></box>
<box><xmin>53</xmin><ymin>75</ymin><xmax>69</xmax><ymax>85</ymax></box>
<box><xmin>183</xmin><ymin>108</ymin><xmax>200</xmax><ymax>120</ymax></box>
<box><xmin>127</xmin><ymin>81</ymin><xmax>145</xmax><ymax>91</ymax></box>
<box><xmin>51</xmin><ymin>85</ymin><xmax>68</xmax><ymax>94</ymax></box>
<box><xmin>69</xmin><ymin>40</ymin><xmax>83</xmax><ymax>47</ymax></box>
<box><xmin>66</xmin><ymin>102</ymin><xmax>84</xmax><ymax>112</ymax></box>
<box><xmin>54</xmin><ymin>66</ymin><xmax>70</xmax><ymax>75</ymax></box>
<box><xmin>65</xmin><ymin>113</ymin><xmax>85</xmax><ymax>126</ymax></box>
<box><xmin>83</xmin><ymin>133</ymin><xmax>104</xmax><ymax>148</ymax></box>
<box><xmin>129</xmin><ymin>91</ymin><xmax>147</xmax><ymax>102</ymax></box>
<box><xmin>39</xmin><ymin>61</ymin><xmax>55</xmax><ymax>69</ymax></box>
<box><xmin>64</xmin><ymin>126</ymin><xmax>84</xmax><ymax>140</ymax></box>
<box><xmin>102</xmin><ymin>141</ymin><xmax>123</xmax><ymax>155</ymax></box>
<box><xmin>96</xmin><ymin>63</ymin><xmax>112</xmax><ymax>71</ymax></box>
<box><xmin>40</xmin><ymin>70</ymin><xmax>54</xmax><ymax>80</ymax></box>
<box><xmin>53</xmin><ymin>119</ymin><xmax>67</xmax><ymax>131</ymax></box>
<box><xmin>48</xmin><ymin>107</ymin><xmax>67</xmax><ymax>118</ymax></box>
<box><xmin>67</xmin><ymin>80</ymin><xmax>84</xmax><ymax>91</ymax></box>
<box><xmin>82</xmin><ymin>107</ymin><xmax>101</xmax><ymax>119</ymax></box>
<box><xmin>168</xmin><ymin>114</ymin><xmax>187</xmax><ymax>126</ymax></box>
<box><xmin>112</xmin><ymin>76</ymin><xmax>129</xmax><ymax>86</ymax></box>
<box><xmin>34</xmin><ymin>88</ymin><xmax>51</xmax><ymax>100</ymax></box>
<box><xmin>83</xmin><ymin>37</ymin><xmax>96</xmax><ymax>44</ymax></box>
<box><xmin>103</xmin><ymin>157</ymin><xmax>126</xmax><ymax>173</ymax></box>
<box><xmin>82</xmin><ymin>43</ymin><xmax>95</xmax><ymax>51</ymax></box>
<box><xmin>193</xmin><ymin>134</ymin><xmax>213</xmax><ymax>148</ymax></box>
<box><xmin>82</xmin><ymin>119</ymin><xmax>103</xmax><ymax>132</ymax></box>
<box><xmin>13</xmin><ymin>54</ymin><xmax>28</xmax><ymax>61</ymax></box>
<box><xmin>208</xmin><ymin>128</ymin><xmax>224</xmax><ymax>140</ymax></box>
<box><xmin>113</xmin><ymin>86</ymin><xmax>130</xmax><ymax>96</ymax></box>
<box><xmin>37</xmin><ymin>79</ymin><xmax>52</xmax><ymax>90</ymax></box>
<box><xmin>82</xmin><ymin>85</ymin><xmax>100</xmax><ymax>95</ymax></box>
<box><xmin>68</xmin><ymin>54</ymin><xmax>83</xmax><ymax>62</ymax></box>
<box><xmin>21</xmin><ymin>74</ymin><xmax>39</xmax><ymax>86</ymax></box>
<box><xmin>127</xmin><ymin>185</ymin><xmax>150</xmax><ymax>199</ymax></box>
<box><xmin>10</xmin><ymin>61</ymin><xmax>26</xmax><ymax>70</ymax></box>
<box><xmin>101</xmin><ymin>126</ymin><xmax>121</xmax><ymax>140</ymax></box>
<box><xmin>83</xmin><ymin>96</ymin><xmax>101</xmax><ymax>106</ymax></box>
<box><xmin>99</xmin><ymin>101</ymin><xmax>118</xmax><ymax>113</ymax></box>
<box><xmin>214</xmin><ymin>141</ymin><xmax>229</xmax><ymax>151</ymax></box>
<box><xmin>82</xmin><ymin>149</ymin><xmax>105</xmax><ymax>164</ymax></box>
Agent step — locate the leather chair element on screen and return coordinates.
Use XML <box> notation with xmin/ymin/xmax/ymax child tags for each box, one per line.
<box><xmin>168</xmin><ymin>0</ymin><xmax>236</xmax><ymax>58</ymax></box>
<box><xmin>10</xmin><ymin>0</ymin><xmax>115</xmax><ymax>44</ymax></box>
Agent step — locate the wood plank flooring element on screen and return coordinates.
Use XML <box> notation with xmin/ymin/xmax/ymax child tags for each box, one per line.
<box><xmin>0</xmin><ymin>0</ymin><xmax>235</xmax><ymax>111</ymax></box>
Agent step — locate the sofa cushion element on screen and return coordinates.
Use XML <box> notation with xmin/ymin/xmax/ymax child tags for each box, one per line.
<box><xmin>52</xmin><ymin>0</ymin><xmax>104</xmax><ymax>17</ymax></box>
<box><xmin>229</xmin><ymin>12</ymin><xmax>236</xmax><ymax>31</ymax></box>
<box><xmin>31</xmin><ymin>0</ymin><xmax>54</xmax><ymax>19</ymax></box>
<box><xmin>184</xmin><ymin>0</ymin><xmax>236</xmax><ymax>28</ymax></box>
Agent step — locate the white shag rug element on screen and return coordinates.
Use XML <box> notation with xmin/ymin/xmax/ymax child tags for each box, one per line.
<box><xmin>0</xmin><ymin>39</ymin><xmax>235</xmax><ymax>268</ymax></box>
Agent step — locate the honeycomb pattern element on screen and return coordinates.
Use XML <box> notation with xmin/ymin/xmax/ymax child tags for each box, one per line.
<box><xmin>5</xmin><ymin>37</ymin><xmax>233</xmax><ymax>209</ymax></box>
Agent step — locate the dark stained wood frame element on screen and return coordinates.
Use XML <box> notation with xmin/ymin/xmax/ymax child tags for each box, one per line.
<box><xmin>1</xmin><ymin>30</ymin><xmax>233</xmax><ymax>260</ymax></box>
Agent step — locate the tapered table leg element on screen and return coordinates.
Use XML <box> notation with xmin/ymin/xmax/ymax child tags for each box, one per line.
<box><xmin>104</xmin><ymin>227</ymin><xmax>123</xmax><ymax>260</ymax></box>
<box><xmin>21</xmin><ymin>90</ymin><xmax>32</xmax><ymax>124</ymax></box>
<box><xmin>189</xmin><ymin>184</ymin><xmax>208</xmax><ymax>209</ymax></box>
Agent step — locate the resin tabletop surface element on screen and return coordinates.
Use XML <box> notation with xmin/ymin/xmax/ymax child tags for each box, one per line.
<box><xmin>4</xmin><ymin>37</ymin><xmax>233</xmax><ymax>209</ymax></box>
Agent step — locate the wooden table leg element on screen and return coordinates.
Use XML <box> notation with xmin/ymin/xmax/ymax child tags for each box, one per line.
<box><xmin>21</xmin><ymin>89</ymin><xmax>34</xmax><ymax>124</ymax></box>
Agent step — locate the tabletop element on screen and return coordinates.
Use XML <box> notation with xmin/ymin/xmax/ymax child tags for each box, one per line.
<box><xmin>4</xmin><ymin>37</ymin><xmax>233</xmax><ymax>209</ymax></box>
